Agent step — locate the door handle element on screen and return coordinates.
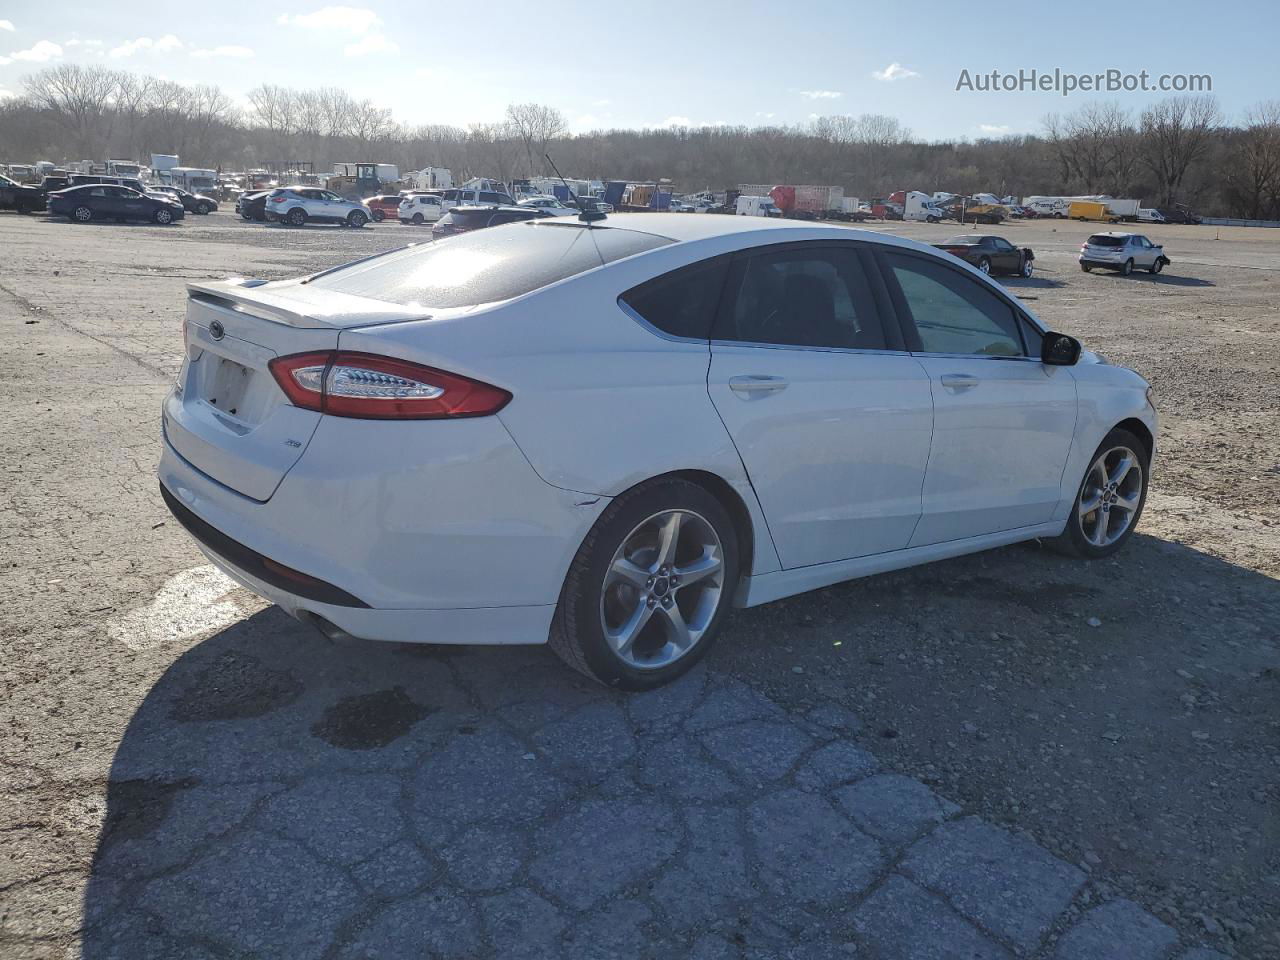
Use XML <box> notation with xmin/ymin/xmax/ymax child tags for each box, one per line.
<box><xmin>940</xmin><ymin>373</ymin><xmax>979</xmax><ymax>389</ymax></box>
<box><xmin>729</xmin><ymin>375</ymin><xmax>788</xmax><ymax>396</ymax></box>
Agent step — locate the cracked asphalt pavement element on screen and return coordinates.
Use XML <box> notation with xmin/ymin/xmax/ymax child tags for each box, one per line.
<box><xmin>1</xmin><ymin>213</ymin><xmax>1277</xmax><ymax>959</ymax></box>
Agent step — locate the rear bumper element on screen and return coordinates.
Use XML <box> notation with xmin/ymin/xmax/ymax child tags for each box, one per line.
<box><xmin>157</xmin><ymin>412</ymin><xmax>608</xmax><ymax>643</ymax></box>
<box><xmin>1080</xmin><ymin>257</ymin><xmax>1125</xmax><ymax>268</ymax></box>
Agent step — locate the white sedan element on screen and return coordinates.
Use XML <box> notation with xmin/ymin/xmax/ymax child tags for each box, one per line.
<box><xmin>518</xmin><ymin>195</ymin><xmax>580</xmax><ymax>216</ymax></box>
<box><xmin>159</xmin><ymin>215</ymin><xmax>1156</xmax><ymax>689</ymax></box>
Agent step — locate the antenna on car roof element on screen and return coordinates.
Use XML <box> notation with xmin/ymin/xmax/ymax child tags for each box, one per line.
<box><xmin>545</xmin><ymin>153</ymin><xmax>606</xmax><ymax>223</ymax></box>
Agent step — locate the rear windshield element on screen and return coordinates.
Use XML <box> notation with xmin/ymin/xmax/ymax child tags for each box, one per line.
<box><xmin>448</xmin><ymin>209</ymin><xmax>496</xmax><ymax>229</ymax></box>
<box><xmin>943</xmin><ymin>236</ymin><xmax>985</xmax><ymax>245</ymax></box>
<box><xmin>308</xmin><ymin>222</ymin><xmax>672</xmax><ymax>308</ymax></box>
<box><xmin>1087</xmin><ymin>235</ymin><xmax>1126</xmax><ymax>247</ymax></box>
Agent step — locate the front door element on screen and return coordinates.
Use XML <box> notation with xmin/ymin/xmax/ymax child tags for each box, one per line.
<box><xmin>707</xmin><ymin>243</ymin><xmax>934</xmax><ymax>569</ymax></box>
<box><xmin>880</xmin><ymin>249</ymin><xmax>1077</xmax><ymax>546</ymax></box>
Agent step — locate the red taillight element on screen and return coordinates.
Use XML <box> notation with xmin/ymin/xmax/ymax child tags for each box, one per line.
<box><xmin>271</xmin><ymin>196</ymin><xmax>286</xmax><ymax>203</ymax></box>
<box><xmin>268</xmin><ymin>351</ymin><xmax>511</xmax><ymax>420</ymax></box>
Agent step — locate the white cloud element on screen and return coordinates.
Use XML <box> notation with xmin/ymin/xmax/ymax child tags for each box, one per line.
<box><xmin>0</xmin><ymin>40</ymin><xmax>63</xmax><ymax>64</ymax></box>
<box><xmin>64</xmin><ymin>38</ymin><xmax>104</xmax><ymax>47</ymax></box>
<box><xmin>592</xmin><ymin>98</ymin><xmax>610</xmax><ymax>107</ymax></box>
<box><xmin>0</xmin><ymin>86</ymin><xmax>14</xmax><ymax>100</ymax></box>
<box><xmin>110</xmin><ymin>35</ymin><xmax>182</xmax><ymax>58</ymax></box>
<box><xmin>872</xmin><ymin>62</ymin><xmax>919</xmax><ymax>82</ymax></box>
<box><xmin>978</xmin><ymin>123</ymin><xmax>1011</xmax><ymax>135</ymax></box>
<box><xmin>800</xmin><ymin>89</ymin><xmax>843</xmax><ymax>100</ymax></box>
<box><xmin>0</xmin><ymin>20</ymin><xmax>14</xmax><ymax>32</ymax></box>
<box><xmin>277</xmin><ymin>6</ymin><xmax>381</xmax><ymax>33</ymax></box>
<box><xmin>343</xmin><ymin>32</ymin><xmax>397</xmax><ymax>56</ymax></box>
<box><xmin>661</xmin><ymin>115</ymin><xmax>692</xmax><ymax>127</ymax></box>
<box><xmin>191</xmin><ymin>45</ymin><xmax>254</xmax><ymax>59</ymax></box>
<box><xmin>755</xmin><ymin>111</ymin><xmax>775</xmax><ymax>119</ymax></box>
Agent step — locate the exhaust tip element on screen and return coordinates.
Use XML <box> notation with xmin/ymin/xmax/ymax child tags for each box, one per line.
<box><xmin>295</xmin><ymin>610</ymin><xmax>357</xmax><ymax>643</ymax></box>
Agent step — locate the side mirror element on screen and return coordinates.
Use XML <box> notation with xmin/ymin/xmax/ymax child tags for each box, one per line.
<box><xmin>1041</xmin><ymin>331</ymin><xmax>1081</xmax><ymax>366</ymax></box>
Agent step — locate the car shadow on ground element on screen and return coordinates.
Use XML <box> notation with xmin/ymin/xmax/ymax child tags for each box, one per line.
<box><xmin>1088</xmin><ymin>272</ymin><xmax>1215</xmax><ymax>287</ymax></box>
<box><xmin>1002</xmin><ymin>276</ymin><xmax>1065</xmax><ymax>289</ymax></box>
<box><xmin>79</xmin><ymin>533</ymin><xmax>1278</xmax><ymax>958</ymax></box>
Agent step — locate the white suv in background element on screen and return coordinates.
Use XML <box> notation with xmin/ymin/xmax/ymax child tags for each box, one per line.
<box><xmin>264</xmin><ymin>188</ymin><xmax>372</xmax><ymax>227</ymax></box>
<box><xmin>398</xmin><ymin>193</ymin><xmax>445</xmax><ymax>225</ymax></box>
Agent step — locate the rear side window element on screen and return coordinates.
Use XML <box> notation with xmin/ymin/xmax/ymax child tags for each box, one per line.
<box><xmin>884</xmin><ymin>252</ymin><xmax>1023</xmax><ymax>357</ymax></box>
<box><xmin>715</xmin><ymin>245</ymin><xmax>888</xmax><ymax>350</ymax></box>
<box><xmin>309</xmin><ymin>223</ymin><xmax>671</xmax><ymax>308</ymax></box>
<box><xmin>620</xmin><ymin>255</ymin><xmax>730</xmax><ymax>340</ymax></box>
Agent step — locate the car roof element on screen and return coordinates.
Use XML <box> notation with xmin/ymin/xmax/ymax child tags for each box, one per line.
<box><xmin>577</xmin><ymin>212</ymin><xmax>930</xmax><ymax>249</ymax></box>
<box><xmin>1090</xmin><ymin>231</ymin><xmax>1135</xmax><ymax>238</ymax></box>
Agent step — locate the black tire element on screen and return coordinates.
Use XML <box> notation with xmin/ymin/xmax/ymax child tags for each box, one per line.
<box><xmin>241</xmin><ymin>211</ymin><xmax>252</xmax><ymax>220</ymax></box>
<box><xmin>347</xmin><ymin>210</ymin><xmax>368</xmax><ymax>228</ymax></box>
<box><xmin>371</xmin><ymin>209</ymin><xmax>385</xmax><ymax>222</ymax></box>
<box><xmin>1120</xmin><ymin>258</ymin><xmax>1134</xmax><ymax>276</ymax></box>
<box><xmin>153</xmin><ymin>208</ymin><xmax>173</xmax><ymax>225</ymax></box>
<box><xmin>549</xmin><ymin>478</ymin><xmax>740</xmax><ymax>690</ymax></box>
<box><xmin>412</xmin><ymin>213</ymin><xmax>424</xmax><ymax>225</ymax></box>
<box><xmin>287</xmin><ymin>207</ymin><xmax>307</xmax><ymax>227</ymax></box>
<box><xmin>1081</xmin><ymin>263</ymin><xmax>1092</xmax><ymax>272</ymax></box>
<box><xmin>14</xmin><ymin>200</ymin><xmax>28</xmax><ymax>215</ymax></box>
<box><xmin>1149</xmin><ymin>258</ymin><xmax>1163</xmax><ymax>274</ymax></box>
<box><xmin>196</xmin><ymin>202</ymin><xmax>211</xmax><ymax>215</ymax></box>
<box><xmin>1020</xmin><ymin>256</ymin><xmax>1034</xmax><ymax>278</ymax></box>
<box><xmin>1049</xmin><ymin>428</ymin><xmax>1150</xmax><ymax>559</ymax></box>
<box><xmin>73</xmin><ymin>205</ymin><xmax>94</xmax><ymax>223</ymax></box>
<box><xmin>977</xmin><ymin>257</ymin><xmax>992</xmax><ymax>275</ymax></box>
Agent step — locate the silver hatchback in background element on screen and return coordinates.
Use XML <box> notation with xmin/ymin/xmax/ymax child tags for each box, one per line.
<box><xmin>1080</xmin><ymin>232</ymin><xmax>1170</xmax><ymax>276</ymax></box>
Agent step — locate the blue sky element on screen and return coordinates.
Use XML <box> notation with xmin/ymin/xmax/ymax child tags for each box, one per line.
<box><xmin>0</xmin><ymin>0</ymin><xmax>1275</xmax><ymax>138</ymax></box>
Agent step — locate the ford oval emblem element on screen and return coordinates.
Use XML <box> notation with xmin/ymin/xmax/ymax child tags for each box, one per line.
<box><xmin>209</xmin><ymin>319</ymin><xmax>225</xmax><ymax>340</ymax></box>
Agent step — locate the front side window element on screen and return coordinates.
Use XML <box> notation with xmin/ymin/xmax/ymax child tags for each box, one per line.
<box><xmin>885</xmin><ymin>252</ymin><xmax>1023</xmax><ymax>357</ymax></box>
<box><xmin>620</xmin><ymin>255</ymin><xmax>730</xmax><ymax>340</ymax></box>
<box><xmin>715</xmin><ymin>245</ymin><xmax>888</xmax><ymax>351</ymax></box>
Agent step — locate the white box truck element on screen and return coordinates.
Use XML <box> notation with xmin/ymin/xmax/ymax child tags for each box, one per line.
<box><xmin>1104</xmin><ymin>198</ymin><xmax>1140</xmax><ymax>221</ymax></box>
<box><xmin>736</xmin><ymin>195</ymin><xmax>782</xmax><ymax>217</ymax></box>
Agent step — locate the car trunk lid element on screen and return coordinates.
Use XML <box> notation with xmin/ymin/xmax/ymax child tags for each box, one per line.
<box><xmin>163</xmin><ymin>279</ymin><xmax>429</xmax><ymax>501</ymax></box>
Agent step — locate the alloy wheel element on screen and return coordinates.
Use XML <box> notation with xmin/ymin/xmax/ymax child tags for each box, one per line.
<box><xmin>599</xmin><ymin>509</ymin><xmax>725</xmax><ymax>670</ymax></box>
<box><xmin>1077</xmin><ymin>446</ymin><xmax>1143</xmax><ymax>547</ymax></box>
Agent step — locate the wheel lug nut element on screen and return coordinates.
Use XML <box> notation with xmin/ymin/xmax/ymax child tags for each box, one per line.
<box><xmin>646</xmin><ymin>577</ymin><xmax>654</xmax><ymax>588</ymax></box>
<box><xmin>646</xmin><ymin>596</ymin><xmax>656</xmax><ymax>607</ymax></box>
<box><xmin>662</xmin><ymin>596</ymin><xmax>673</xmax><ymax>607</ymax></box>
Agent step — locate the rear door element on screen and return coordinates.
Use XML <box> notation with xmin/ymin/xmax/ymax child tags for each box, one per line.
<box><xmin>707</xmin><ymin>242</ymin><xmax>934</xmax><ymax>568</ymax></box>
<box><xmin>879</xmin><ymin>249</ymin><xmax>1076</xmax><ymax>545</ymax></box>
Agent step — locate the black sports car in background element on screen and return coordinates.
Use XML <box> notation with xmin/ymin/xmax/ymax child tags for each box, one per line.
<box><xmin>48</xmin><ymin>184</ymin><xmax>185</xmax><ymax>224</ymax></box>
<box><xmin>236</xmin><ymin>190</ymin><xmax>272</xmax><ymax>221</ymax></box>
<box><xmin>933</xmin><ymin>235</ymin><xmax>1035</xmax><ymax>277</ymax></box>
<box><xmin>0</xmin><ymin>173</ymin><xmax>48</xmax><ymax>213</ymax></box>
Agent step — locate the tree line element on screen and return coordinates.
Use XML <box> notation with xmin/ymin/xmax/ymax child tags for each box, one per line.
<box><xmin>3</xmin><ymin>64</ymin><xmax>1279</xmax><ymax>218</ymax></box>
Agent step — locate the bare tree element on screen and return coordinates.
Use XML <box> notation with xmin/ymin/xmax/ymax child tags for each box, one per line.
<box><xmin>1224</xmin><ymin>101</ymin><xmax>1280</xmax><ymax>219</ymax></box>
<box><xmin>1141</xmin><ymin>95</ymin><xmax>1222</xmax><ymax>206</ymax></box>
<box><xmin>22</xmin><ymin>64</ymin><xmax>119</xmax><ymax>157</ymax></box>
<box><xmin>505</xmin><ymin>103</ymin><xmax>568</xmax><ymax>176</ymax></box>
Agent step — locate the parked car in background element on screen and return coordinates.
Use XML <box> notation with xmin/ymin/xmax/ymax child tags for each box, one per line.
<box><xmin>0</xmin><ymin>173</ymin><xmax>48</xmax><ymax>213</ymax></box>
<box><xmin>67</xmin><ymin>174</ymin><xmax>147</xmax><ymax>194</ymax></box>
<box><xmin>1137</xmin><ymin>208</ymin><xmax>1167</xmax><ymax>223</ymax></box>
<box><xmin>49</xmin><ymin>184</ymin><xmax>185</xmax><ymax>224</ymax></box>
<box><xmin>432</xmin><ymin>204</ymin><xmax>551</xmax><ymax>239</ymax></box>
<box><xmin>147</xmin><ymin>184</ymin><xmax>219</xmax><ymax>215</ymax></box>
<box><xmin>933</xmin><ymin>235</ymin><xmax>1035</xmax><ymax>277</ymax></box>
<box><xmin>1079</xmin><ymin>232</ymin><xmax>1169</xmax><ymax>275</ymax></box>
<box><xmin>580</xmin><ymin>196</ymin><xmax>614</xmax><ymax>214</ymax></box>
<box><xmin>364</xmin><ymin>195</ymin><xmax>403</xmax><ymax>222</ymax></box>
<box><xmin>518</xmin><ymin>195</ymin><xmax>579</xmax><ymax>216</ymax></box>
<box><xmin>398</xmin><ymin>193</ymin><xmax>445</xmax><ymax>225</ymax></box>
<box><xmin>1157</xmin><ymin>207</ymin><xmax>1201</xmax><ymax>225</ymax></box>
<box><xmin>440</xmin><ymin>186</ymin><xmax>518</xmax><ymax>213</ymax></box>
<box><xmin>263</xmin><ymin>187</ymin><xmax>372</xmax><ymax>227</ymax></box>
<box><xmin>157</xmin><ymin>215</ymin><xmax>1156</xmax><ymax>690</ymax></box>
<box><xmin>237</xmin><ymin>190</ymin><xmax>271</xmax><ymax>221</ymax></box>
<box><xmin>38</xmin><ymin>174</ymin><xmax>72</xmax><ymax>196</ymax></box>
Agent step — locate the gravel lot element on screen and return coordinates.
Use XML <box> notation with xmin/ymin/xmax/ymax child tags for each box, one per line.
<box><xmin>0</xmin><ymin>211</ymin><xmax>1276</xmax><ymax>959</ymax></box>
